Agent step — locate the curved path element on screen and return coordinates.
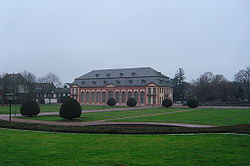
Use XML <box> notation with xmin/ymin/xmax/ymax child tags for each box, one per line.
<box><xmin>0</xmin><ymin>107</ymin><xmax>217</xmax><ymax>128</ymax></box>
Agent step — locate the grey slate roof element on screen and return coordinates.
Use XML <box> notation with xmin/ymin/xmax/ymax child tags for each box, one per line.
<box><xmin>74</xmin><ymin>67</ymin><xmax>173</xmax><ymax>88</ymax></box>
<box><xmin>54</xmin><ymin>88</ymin><xmax>70</xmax><ymax>94</ymax></box>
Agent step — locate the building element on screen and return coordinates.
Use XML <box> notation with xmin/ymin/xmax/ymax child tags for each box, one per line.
<box><xmin>0</xmin><ymin>73</ymin><xmax>29</xmax><ymax>103</ymax></box>
<box><xmin>71</xmin><ymin>67</ymin><xmax>173</xmax><ymax>106</ymax></box>
<box><xmin>34</xmin><ymin>83</ymin><xmax>70</xmax><ymax>104</ymax></box>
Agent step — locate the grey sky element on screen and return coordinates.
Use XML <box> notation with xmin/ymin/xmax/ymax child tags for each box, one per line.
<box><xmin>0</xmin><ymin>0</ymin><xmax>249</xmax><ymax>83</ymax></box>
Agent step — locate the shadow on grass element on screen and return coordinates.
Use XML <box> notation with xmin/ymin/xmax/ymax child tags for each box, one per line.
<box><xmin>0</xmin><ymin>119</ymin><xmax>249</xmax><ymax>134</ymax></box>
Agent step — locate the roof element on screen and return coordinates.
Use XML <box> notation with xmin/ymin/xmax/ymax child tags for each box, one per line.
<box><xmin>3</xmin><ymin>73</ymin><xmax>27</xmax><ymax>83</ymax></box>
<box><xmin>73</xmin><ymin>67</ymin><xmax>173</xmax><ymax>88</ymax></box>
<box><xmin>54</xmin><ymin>88</ymin><xmax>70</xmax><ymax>94</ymax></box>
<box><xmin>33</xmin><ymin>83</ymin><xmax>55</xmax><ymax>93</ymax></box>
<box><xmin>76</xmin><ymin>67</ymin><xmax>165</xmax><ymax>79</ymax></box>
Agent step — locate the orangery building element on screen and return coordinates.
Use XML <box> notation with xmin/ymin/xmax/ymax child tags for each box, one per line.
<box><xmin>71</xmin><ymin>67</ymin><xmax>173</xmax><ymax>106</ymax></box>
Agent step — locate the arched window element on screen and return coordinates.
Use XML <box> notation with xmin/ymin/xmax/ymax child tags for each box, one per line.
<box><xmin>81</xmin><ymin>92</ymin><xmax>84</xmax><ymax>103</ymax></box>
<box><xmin>102</xmin><ymin>92</ymin><xmax>106</xmax><ymax>103</ymax></box>
<box><xmin>96</xmin><ymin>92</ymin><xmax>101</xmax><ymax>103</ymax></box>
<box><xmin>108</xmin><ymin>91</ymin><xmax>113</xmax><ymax>99</ymax></box>
<box><xmin>86</xmin><ymin>92</ymin><xmax>90</xmax><ymax>103</ymax></box>
<box><xmin>140</xmin><ymin>91</ymin><xmax>145</xmax><ymax>104</ymax></box>
<box><xmin>128</xmin><ymin>91</ymin><xmax>132</xmax><ymax>99</ymax></box>
<box><xmin>115</xmin><ymin>91</ymin><xmax>120</xmax><ymax>103</ymax></box>
<box><xmin>121</xmin><ymin>91</ymin><xmax>126</xmax><ymax>103</ymax></box>
<box><xmin>91</xmin><ymin>92</ymin><xmax>95</xmax><ymax>103</ymax></box>
<box><xmin>134</xmin><ymin>91</ymin><xmax>138</xmax><ymax>102</ymax></box>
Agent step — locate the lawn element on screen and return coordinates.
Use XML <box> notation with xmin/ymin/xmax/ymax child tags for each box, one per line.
<box><xmin>110</xmin><ymin>108</ymin><xmax>250</xmax><ymax>126</ymax></box>
<box><xmin>17</xmin><ymin>108</ymin><xmax>250</xmax><ymax>126</ymax></box>
<box><xmin>18</xmin><ymin>107</ymin><xmax>183</xmax><ymax>122</ymax></box>
<box><xmin>0</xmin><ymin>104</ymin><xmax>128</xmax><ymax>114</ymax></box>
<box><xmin>0</xmin><ymin>128</ymin><xmax>249</xmax><ymax>166</ymax></box>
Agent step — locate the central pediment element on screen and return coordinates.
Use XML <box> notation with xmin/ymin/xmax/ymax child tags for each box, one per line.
<box><xmin>106</xmin><ymin>84</ymin><xmax>115</xmax><ymax>88</ymax></box>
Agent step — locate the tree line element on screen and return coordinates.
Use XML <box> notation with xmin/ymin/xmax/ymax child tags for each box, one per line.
<box><xmin>173</xmin><ymin>66</ymin><xmax>250</xmax><ymax>104</ymax></box>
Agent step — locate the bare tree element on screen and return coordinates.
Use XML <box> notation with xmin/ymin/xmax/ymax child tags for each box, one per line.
<box><xmin>38</xmin><ymin>72</ymin><xmax>61</xmax><ymax>87</ymax></box>
<box><xmin>234</xmin><ymin>66</ymin><xmax>250</xmax><ymax>101</ymax></box>
<box><xmin>21</xmin><ymin>71</ymin><xmax>37</xmax><ymax>96</ymax></box>
<box><xmin>21</xmin><ymin>70</ymin><xmax>36</xmax><ymax>83</ymax></box>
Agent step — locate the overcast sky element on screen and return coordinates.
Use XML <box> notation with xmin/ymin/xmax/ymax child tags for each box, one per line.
<box><xmin>0</xmin><ymin>0</ymin><xmax>249</xmax><ymax>83</ymax></box>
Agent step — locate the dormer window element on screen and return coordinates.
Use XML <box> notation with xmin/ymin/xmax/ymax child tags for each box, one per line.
<box><xmin>82</xmin><ymin>81</ymin><xmax>86</xmax><ymax>85</ymax></box>
<box><xmin>160</xmin><ymin>79</ymin><xmax>163</xmax><ymax>82</ymax></box>
<box><xmin>106</xmin><ymin>73</ymin><xmax>111</xmax><ymax>77</ymax></box>
<box><xmin>92</xmin><ymin>81</ymin><xmax>96</xmax><ymax>85</ymax></box>
<box><xmin>103</xmin><ymin>80</ymin><xmax>107</xmax><ymax>84</ymax></box>
<box><xmin>96</xmin><ymin>74</ymin><xmax>99</xmax><ymax>77</ymax></box>
<box><xmin>141</xmin><ymin>79</ymin><xmax>146</xmax><ymax>83</ymax></box>
<box><xmin>120</xmin><ymin>73</ymin><xmax>124</xmax><ymax>76</ymax></box>
<box><xmin>116</xmin><ymin>80</ymin><xmax>120</xmax><ymax>84</ymax></box>
<box><xmin>129</xmin><ymin>80</ymin><xmax>133</xmax><ymax>84</ymax></box>
<box><xmin>132</xmin><ymin>72</ymin><xmax>136</xmax><ymax>76</ymax></box>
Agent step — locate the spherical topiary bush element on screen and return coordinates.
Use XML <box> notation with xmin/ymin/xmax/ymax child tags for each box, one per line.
<box><xmin>187</xmin><ymin>98</ymin><xmax>199</xmax><ymax>108</ymax></box>
<box><xmin>20</xmin><ymin>100</ymin><xmax>40</xmax><ymax>117</ymax></box>
<box><xmin>127</xmin><ymin>98</ymin><xmax>137</xmax><ymax>107</ymax></box>
<box><xmin>162</xmin><ymin>98</ymin><xmax>173</xmax><ymax>107</ymax></box>
<box><xmin>107</xmin><ymin>98</ymin><xmax>116</xmax><ymax>106</ymax></box>
<box><xmin>59</xmin><ymin>97</ymin><xmax>82</xmax><ymax>119</ymax></box>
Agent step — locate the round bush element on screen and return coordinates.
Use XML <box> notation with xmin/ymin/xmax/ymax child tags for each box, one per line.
<box><xmin>187</xmin><ymin>98</ymin><xmax>199</xmax><ymax>108</ymax></box>
<box><xmin>20</xmin><ymin>100</ymin><xmax>40</xmax><ymax>117</ymax></box>
<box><xmin>162</xmin><ymin>98</ymin><xmax>173</xmax><ymax>107</ymax></box>
<box><xmin>59</xmin><ymin>98</ymin><xmax>82</xmax><ymax>119</ymax></box>
<box><xmin>127</xmin><ymin>98</ymin><xmax>137</xmax><ymax>107</ymax></box>
<box><xmin>107</xmin><ymin>98</ymin><xmax>116</xmax><ymax>106</ymax></box>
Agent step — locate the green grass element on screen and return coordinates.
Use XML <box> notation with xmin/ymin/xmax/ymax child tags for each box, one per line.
<box><xmin>17</xmin><ymin>108</ymin><xmax>250</xmax><ymax>126</ymax></box>
<box><xmin>18</xmin><ymin>107</ymin><xmax>183</xmax><ymax>122</ymax></box>
<box><xmin>111</xmin><ymin>108</ymin><xmax>250</xmax><ymax>126</ymax></box>
<box><xmin>0</xmin><ymin>128</ymin><xmax>249</xmax><ymax>166</ymax></box>
<box><xmin>0</xmin><ymin>104</ymin><xmax>128</xmax><ymax>114</ymax></box>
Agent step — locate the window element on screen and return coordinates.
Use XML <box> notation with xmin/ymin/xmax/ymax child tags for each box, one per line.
<box><xmin>102</xmin><ymin>92</ymin><xmax>106</xmax><ymax>103</ymax></box>
<box><xmin>128</xmin><ymin>91</ymin><xmax>132</xmax><ymax>98</ymax></box>
<box><xmin>120</xmin><ymin>73</ymin><xmax>124</xmax><ymax>76</ymax></box>
<box><xmin>108</xmin><ymin>91</ymin><xmax>113</xmax><ymax>99</ymax></box>
<box><xmin>106</xmin><ymin>73</ymin><xmax>111</xmax><ymax>77</ymax></box>
<box><xmin>81</xmin><ymin>92</ymin><xmax>84</xmax><ymax>103</ymax></box>
<box><xmin>82</xmin><ymin>81</ymin><xmax>86</xmax><ymax>85</ymax></box>
<box><xmin>153</xmin><ymin>96</ymin><xmax>156</xmax><ymax>104</ymax></box>
<box><xmin>96</xmin><ymin>92</ymin><xmax>101</xmax><ymax>103</ymax></box>
<box><xmin>140</xmin><ymin>91</ymin><xmax>145</xmax><ymax>104</ymax></box>
<box><xmin>116</xmin><ymin>80</ymin><xmax>120</xmax><ymax>85</ymax></box>
<box><xmin>129</xmin><ymin>80</ymin><xmax>133</xmax><ymax>84</ymax></box>
<box><xmin>92</xmin><ymin>81</ymin><xmax>96</xmax><ymax>85</ymax></box>
<box><xmin>148</xmin><ymin>88</ymin><xmax>151</xmax><ymax>94</ymax></box>
<box><xmin>91</xmin><ymin>92</ymin><xmax>95</xmax><ymax>103</ymax></box>
<box><xmin>103</xmin><ymin>80</ymin><xmax>107</xmax><ymax>84</ymax></box>
<box><xmin>132</xmin><ymin>72</ymin><xmax>136</xmax><ymax>76</ymax></box>
<box><xmin>96</xmin><ymin>74</ymin><xmax>99</xmax><ymax>77</ymax></box>
<box><xmin>141</xmin><ymin>79</ymin><xmax>146</xmax><ymax>83</ymax></box>
<box><xmin>134</xmin><ymin>91</ymin><xmax>138</xmax><ymax>102</ymax></box>
<box><xmin>115</xmin><ymin>91</ymin><xmax>120</xmax><ymax>103</ymax></box>
<box><xmin>153</xmin><ymin>88</ymin><xmax>156</xmax><ymax>94</ymax></box>
<box><xmin>86</xmin><ymin>92</ymin><xmax>90</xmax><ymax>103</ymax></box>
<box><xmin>121</xmin><ymin>92</ymin><xmax>126</xmax><ymax>103</ymax></box>
<box><xmin>148</xmin><ymin>96</ymin><xmax>151</xmax><ymax>104</ymax></box>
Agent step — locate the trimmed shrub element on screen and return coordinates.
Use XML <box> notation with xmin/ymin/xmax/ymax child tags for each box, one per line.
<box><xmin>127</xmin><ymin>98</ymin><xmax>137</xmax><ymax>107</ymax></box>
<box><xmin>162</xmin><ymin>98</ymin><xmax>173</xmax><ymax>107</ymax></box>
<box><xmin>59</xmin><ymin>98</ymin><xmax>82</xmax><ymax>119</ymax></box>
<box><xmin>187</xmin><ymin>98</ymin><xmax>199</xmax><ymax>108</ymax></box>
<box><xmin>107</xmin><ymin>98</ymin><xmax>116</xmax><ymax>106</ymax></box>
<box><xmin>20</xmin><ymin>100</ymin><xmax>40</xmax><ymax>117</ymax></box>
